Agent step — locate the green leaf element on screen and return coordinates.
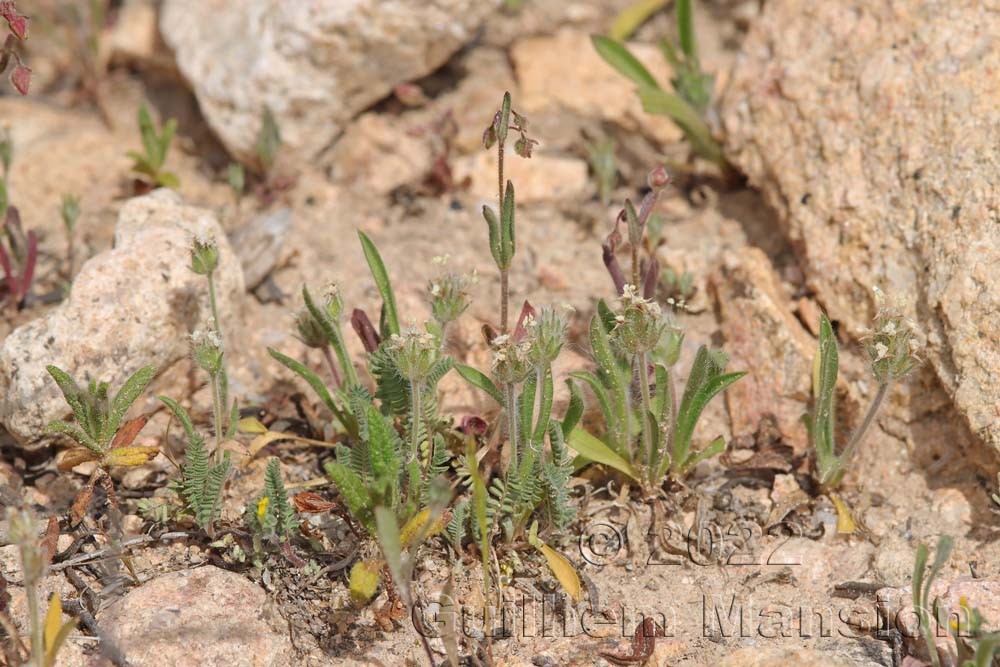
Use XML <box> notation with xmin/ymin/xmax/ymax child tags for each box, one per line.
<box><xmin>671</xmin><ymin>346</ymin><xmax>744</xmax><ymax>469</ymax></box>
<box><xmin>636</xmin><ymin>87</ymin><xmax>725</xmax><ymax>168</ymax></box>
<box><xmin>45</xmin><ymin>420</ymin><xmax>99</xmax><ymax>453</ymax></box>
<box><xmin>813</xmin><ymin>314</ymin><xmax>841</xmax><ymax>485</ymax></box>
<box><xmin>532</xmin><ymin>370</ymin><xmax>554</xmax><ymax>444</ymax></box>
<box><xmin>483</xmin><ymin>205</ymin><xmax>502</xmax><ymax>269</ymax></box>
<box><xmin>500</xmin><ymin>180</ymin><xmax>516</xmax><ymax>265</ymax></box>
<box><xmin>589</xmin><ymin>315</ymin><xmax>628</xmax><ymax>449</ymax></box>
<box><xmin>375</xmin><ymin>506</ymin><xmax>405</xmax><ymax>596</ymax></box>
<box><xmin>569</xmin><ymin>371</ymin><xmax>616</xmax><ymax>450</ymax></box>
<box><xmin>498</xmin><ymin>91</ymin><xmax>511</xmax><ymax>144</ymax></box>
<box><xmin>156</xmin><ymin>171</ymin><xmax>180</xmax><ymax>189</ymax></box>
<box><xmin>158</xmin><ymin>118</ymin><xmax>177</xmax><ymax>166</ymax></box>
<box><xmin>567</xmin><ymin>428</ymin><xmax>638</xmax><ymax>480</ymax></box>
<box><xmin>137</xmin><ymin>105</ymin><xmax>158</xmax><ymax>165</ymax></box>
<box><xmin>268</xmin><ymin>348</ymin><xmax>355</xmax><ymax>437</ymax></box>
<box><xmin>366</xmin><ymin>405</ymin><xmax>400</xmax><ymax>503</ymax></box>
<box><xmin>358</xmin><ymin>231</ymin><xmax>400</xmax><ymax>337</ymax></box>
<box><xmin>679</xmin><ymin>435</ymin><xmax>725</xmax><ymax>472</ymax></box>
<box><xmin>591</xmin><ymin>35</ymin><xmax>659</xmax><ymax>89</ymax></box>
<box><xmin>676</xmin><ymin>0</ymin><xmax>697</xmax><ymax>61</ymax></box>
<box><xmin>325</xmin><ymin>462</ymin><xmax>374</xmax><ymax>533</ymax></box>
<box><xmin>455</xmin><ymin>364</ymin><xmax>504</xmax><ymax>404</ymax></box>
<box><xmin>159</xmin><ymin>395</ymin><xmax>199</xmax><ymax>444</ymax></box>
<box><xmin>45</xmin><ymin>366</ymin><xmax>88</xmax><ymax>432</ymax></box>
<box><xmin>561</xmin><ymin>378</ymin><xmax>584</xmax><ymax>437</ymax></box>
<box><xmin>106</xmin><ymin>364</ymin><xmax>157</xmax><ymax>444</ymax></box>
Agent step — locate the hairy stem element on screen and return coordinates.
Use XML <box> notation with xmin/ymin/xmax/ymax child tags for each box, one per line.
<box><xmin>505</xmin><ymin>381</ymin><xmax>519</xmax><ymax>470</ymax></box>
<box><xmin>839</xmin><ymin>381</ymin><xmax>890</xmax><ymax>468</ymax></box>
<box><xmin>210</xmin><ymin>371</ymin><xmax>224</xmax><ymax>450</ymax></box>
<box><xmin>26</xmin><ymin>578</ymin><xmax>42</xmax><ymax>667</ymax></box>
<box><xmin>500</xmin><ymin>269</ymin><xmax>509</xmax><ymax>335</ymax></box>
<box><xmin>410</xmin><ymin>382</ymin><xmax>422</xmax><ymax>464</ymax></box>
<box><xmin>207</xmin><ymin>271</ymin><xmax>223</xmax><ymax>348</ymax></box>
<box><xmin>638</xmin><ymin>353</ymin><xmax>653</xmax><ymax>483</ymax></box>
<box><xmin>320</xmin><ymin>345</ymin><xmax>342</xmax><ymax>389</ymax></box>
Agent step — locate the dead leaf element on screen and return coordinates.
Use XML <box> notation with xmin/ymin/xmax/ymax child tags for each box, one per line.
<box><xmin>110</xmin><ymin>415</ymin><xmax>149</xmax><ymax>449</ymax></box>
<box><xmin>292</xmin><ymin>492</ymin><xmax>335</xmax><ymax>514</ymax></box>
<box><xmin>104</xmin><ymin>445</ymin><xmax>159</xmax><ymax>468</ymax></box>
<box><xmin>40</xmin><ymin>517</ymin><xmax>59</xmax><ymax>565</ymax></box>
<box><xmin>57</xmin><ymin>447</ymin><xmax>99</xmax><ymax>472</ymax></box>
<box><xmin>599</xmin><ymin>617</ymin><xmax>664</xmax><ymax>665</ymax></box>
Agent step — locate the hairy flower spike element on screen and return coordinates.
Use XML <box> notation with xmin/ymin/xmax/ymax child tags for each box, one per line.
<box><xmin>612</xmin><ymin>284</ymin><xmax>665</xmax><ymax>354</ymax></box>
<box><xmin>191</xmin><ymin>324</ymin><xmax>224</xmax><ymax>375</ymax></box>
<box><xmin>490</xmin><ymin>336</ymin><xmax>533</xmax><ymax>385</ymax></box>
<box><xmin>429</xmin><ymin>271</ymin><xmax>473</xmax><ymax>327</ymax></box>
<box><xmin>863</xmin><ymin>287</ymin><xmax>921</xmax><ymax>384</ymax></box>
<box><xmin>525</xmin><ymin>306</ymin><xmax>567</xmax><ymax>368</ymax></box>
<box><xmin>389</xmin><ymin>326</ymin><xmax>440</xmax><ymax>383</ymax></box>
<box><xmin>190</xmin><ymin>236</ymin><xmax>219</xmax><ymax>276</ymax></box>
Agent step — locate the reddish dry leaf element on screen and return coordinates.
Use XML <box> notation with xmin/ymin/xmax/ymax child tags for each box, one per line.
<box><xmin>292</xmin><ymin>492</ymin><xmax>335</xmax><ymax>513</ymax></box>
<box><xmin>599</xmin><ymin>617</ymin><xmax>664</xmax><ymax>665</ymax></box>
<box><xmin>40</xmin><ymin>517</ymin><xmax>59</xmax><ymax>564</ymax></box>
<box><xmin>71</xmin><ymin>475</ymin><xmax>98</xmax><ymax>526</ymax></box>
<box><xmin>9</xmin><ymin>63</ymin><xmax>28</xmax><ymax>95</ymax></box>
<box><xmin>110</xmin><ymin>415</ymin><xmax>149</xmax><ymax>449</ymax></box>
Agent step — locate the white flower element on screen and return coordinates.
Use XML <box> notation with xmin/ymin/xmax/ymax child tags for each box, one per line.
<box><xmin>874</xmin><ymin>342</ymin><xmax>889</xmax><ymax>361</ymax></box>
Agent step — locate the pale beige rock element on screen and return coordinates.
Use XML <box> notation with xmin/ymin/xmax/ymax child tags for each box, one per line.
<box><xmin>329</xmin><ymin>112</ymin><xmax>433</xmax><ymax>195</ymax></box>
<box><xmin>99</xmin><ymin>566</ymin><xmax>293</xmax><ymax>667</ymax></box>
<box><xmin>452</xmin><ymin>142</ymin><xmax>590</xmax><ymax>203</ymax></box>
<box><xmin>721</xmin><ymin>0</ymin><xmax>1000</xmax><ymax>454</ymax></box>
<box><xmin>711</xmin><ymin>247</ymin><xmax>814</xmax><ymax>444</ymax></box>
<box><xmin>512</xmin><ymin>28</ymin><xmax>683</xmax><ymax>145</ymax></box>
<box><xmin>160</xmin><ymin>0</ymin><xmax>501</xmax><ymax>164</ymax></box>
<box><xmin>0</xmin><ymin>190</ymin><xmax>244</xmax><ymax>448</ymax></box>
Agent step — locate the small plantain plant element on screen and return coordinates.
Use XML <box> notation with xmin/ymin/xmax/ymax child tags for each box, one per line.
<box><xmin>912</xmin><ymin>536</ymin><xmax>953</xmax><ymax>667</ymax></box>
<box><xmin>128</xmin><ymin>104</ymin><xmax>179</xmax><ymax>189</ymax></box>
<box><xmin>566</xmin><ymin>167</ymin><xmax>744</xmax><ymax>494</ymax></box>
<box><xmin>592</xmin><ymin>0</ymin><xmax>730</xmax><ymax>174</ymax></box>
<box><xmin>46</xmin><ymin>364</ymin><xmax>159</xmax><ymax>524</ymax></box>
<box><xmin>809</xmin><ymin>290</ymin><xmax>920</xmax><ymax>488</ymax></box>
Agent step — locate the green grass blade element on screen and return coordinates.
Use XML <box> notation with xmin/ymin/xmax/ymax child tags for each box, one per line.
<box><xmin>358</xmin><ymin>231</ymin><xmax>400</xmax><ymax>337</ymax></box>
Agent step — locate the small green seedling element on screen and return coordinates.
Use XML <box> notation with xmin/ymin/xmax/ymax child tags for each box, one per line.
<box><xmin>46</xmin><ymin>364</ymin><xmax>159</xmax><ymax>523</ymax></box>
<box><xmin>592</xmin><ymin>0</ymin><xmax>729</xmax><ymax>173</ymax></box>
<box><xmin>159</xmin><ymin>395</ymin><xmax>232</xmax><ymax>535</ymax></box>
<box><xmin>246</xmin><ymin>458</ymin><xmax>296</xmax><ymax>550</ymax></box>
<box><xmin>256</xmin><ymin>107</ymin><xmax>281</xmax><ymax>175</ymax></box>
<box><xmin>809</xmin><ymin>292</ymin><xmax>919</xmax><ymax>488</ymax></box>
<box><xmin>127</xmin><ymin>104</ymin><xmax>179</xmax><ymax>189</ymax></box>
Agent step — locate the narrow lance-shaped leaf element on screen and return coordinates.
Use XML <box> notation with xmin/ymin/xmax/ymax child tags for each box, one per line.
<box><xmin>483</xmin><ymin>205</ymin><xmax>503</xmax><ymax>269</ymax></box>
<box><xmin>358</xmin><ymin>231</ymin><xmax>400</xmax><ymax>337</ymax></box>
<box><xmin>325</xmin><ymin>461</ymin><xmax>374</xmax><ymax>533</ymax></box>
<box><xmin>591</xmin><ymin>35</ymin><xmax>659</xmax><ymax>89</ymax></box>
<box><xmin>676</xmin><ymin>0</ymin><xmax>697</xmax><ymax>61</ymax></box>
<box><xmin>567</xmin><ymin>428</ymin><xmax>638</xmax><ymax>480</ymax></box>
<box><xmin>45</xmin><ymin>366</ymin><xmax>88</xmax><ymax>434</ymax></box>
<box><xmin>498</xmin><ymin>91</ymin><xmax>511</xmax><ymax>144</ymax></box>
<box><xmin>500</xmin><ymin>180</ymin><xmax>516</xmax><ymax>265</ymax></box>
<box><xmin>532</xmin><ymin>369</ymin><xmax>554</xmax><ymax>444</ymax></box>
<box><xmin>455</xmin><ymin>364</ymin><xmax>504</xmax><ymax>405</ymax></box>
<box><xmin>375</xmin><ymin>506</ymin><xmax>405</xmax><ymax>598</ymax></box>
<box><xmin>303</xmin><ymin>285</ymin><xmax>359</xmax><ymax>387</ymax></box>
<box><xmin>268</xmin><ymin>347</ymin><xmax>354</xmax><ymax>436</ymax></box>
<box><xmin>561</xmin><ymin>378</ymin><xmax>584</xmax><ymax>437</ymax></box>
<box><xmin>106</xmin><ymin>364</ymin><xmax>157</xmax><ymax>444</ymax></box>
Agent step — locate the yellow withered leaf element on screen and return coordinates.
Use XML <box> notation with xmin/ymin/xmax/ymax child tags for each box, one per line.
<box><xmin>349</xmin><ymin>560</ymin><xmax>381</xmax><ymax>607</ymax></box>
<box><xmin>237</xmin><ymin>417</ymin><xmax>269</xmax><ymax>434</ymax></box>
<box><xmin>104</xmin><ymin>445</ymin><xmax>159</xmax><ymax>467</ymax></box>
<box><xmin>44</xmin><ymin>593</ymin><xmax>63</xmax><ymax>651</ymax></box>
<box><xmin>536</xmin><ymin>543</ymin><xmax>583</xmax><ymax>603</ymax></box>
<box><xmin>830</xmin><ymin>494</ymin><xmax>857</xmax><ymax>534</ymax></box>
<box><xmin>243</xmin><ymin>430</ymin><xmax>335</xmax><ymax>469</ymax></box>
<box><xmin>57</xmin><ymin>447</ymin><xmax>99</xmax><ymax>471</ymax></box>
<box><xmin>399</xmin><ymin>508</ymin><xmax>450</xmax><ymax>549</ymax></box>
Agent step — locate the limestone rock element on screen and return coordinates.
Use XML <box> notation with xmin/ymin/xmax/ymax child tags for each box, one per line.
<box><xmin>721</xmin><ymin>0</ymin><xmax>1000</xmax><ymax>453</ymax></box>
<box><xmin>160</xmin><ymin>0</ymin><xmax>500</xmax><ymax>164</ymax></box>
<box><xmin>0</xmin><ymin>190</ymin><xmax>244</xmax><ymax>448</ymax></box>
